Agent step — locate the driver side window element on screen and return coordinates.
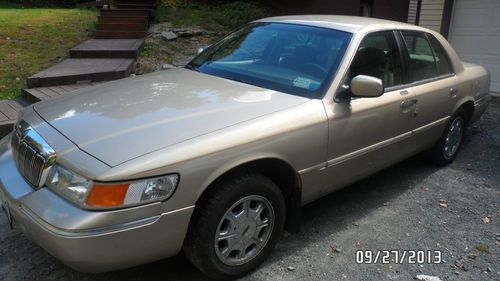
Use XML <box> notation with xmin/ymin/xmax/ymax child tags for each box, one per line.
<box><xmin>350</xmin><ymin>31</ymin><xmax>404</xmax><ymax>88</ymax></box>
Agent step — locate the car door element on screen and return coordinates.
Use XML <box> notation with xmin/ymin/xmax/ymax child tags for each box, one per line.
<box><xmin>321</xmin><ymin>30</ymin><xmax>417</xmax><ymax>194</ymax></box>
<box><xmin>399</xmin><ymin>31</ymin><xmax>457</xmax><ymax>151</ymax></box>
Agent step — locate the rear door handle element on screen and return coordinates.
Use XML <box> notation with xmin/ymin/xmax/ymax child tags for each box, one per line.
<box><xmin>450</xmin><ymin>87</ymin><xmax>459</xmax><ymax>95</ymax></box>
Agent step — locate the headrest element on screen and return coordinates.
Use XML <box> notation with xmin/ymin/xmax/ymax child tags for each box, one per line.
<box><xmin>352</xmin><ymin>48</ymin><xmax>385</xmax><ymax>68</ymax></box>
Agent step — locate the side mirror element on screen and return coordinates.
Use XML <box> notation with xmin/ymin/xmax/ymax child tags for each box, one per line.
<box><xmin>197</xmin><ymin>47</ymin><xmax>204</xmax><ymax>54</ymax></box>
<box><xmin>350</xmin><ymin>75</ymin><xmax>384</xmax><ymax>98</ymax></box>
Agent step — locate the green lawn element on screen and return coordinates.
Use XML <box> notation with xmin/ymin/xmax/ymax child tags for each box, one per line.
<box><xmin>0</xmin><ymin>1</ymin><xmax>97</xmax><ymax>100</ymax></box>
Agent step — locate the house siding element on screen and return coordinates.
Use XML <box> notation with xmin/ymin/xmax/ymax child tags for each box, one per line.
<box><xmin>418</xmin><ymin>0</ymin><xmax>445</xmax><ymax>31</ymax></box>
<box><xmin>270</xmin><ymin>0</ymin><xmax>410</xmax><ymax>22</ymax></box>
<box><xmin>408</xmin><ymin>0</ymin><xmax>419</xmax><ymax>24</ymax></box>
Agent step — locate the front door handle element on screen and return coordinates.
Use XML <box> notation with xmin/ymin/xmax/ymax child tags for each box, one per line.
<box><xmin>400</xmin><ymin>99</ymin><xmax>418</xmax><ymax>109</ymax></box>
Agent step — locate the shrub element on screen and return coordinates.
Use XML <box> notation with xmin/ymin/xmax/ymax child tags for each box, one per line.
<box><xmin>160</xmin><ymin>0</ymin><xmax>186</xmax><ymax>9</ymax></box>
<box><xmin>213</xmin><ymin>1</ymin><xmax>268</xmax><ymax>30</ymax></box>
<box><xmin>158</xmin><ymin>1</ymin><xmax>270</xmax><ymax>31</ymax></box>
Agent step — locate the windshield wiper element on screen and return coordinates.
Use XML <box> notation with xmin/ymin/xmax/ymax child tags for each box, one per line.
<box><xmin>185</xmin><ymin>64</ymin><xmax>200</xmax><ymax>72</ymax></box>
<box><xmin>225</xmin><ymin>76</ymin><xmax>260</xmax><ymax>87</ymax></box>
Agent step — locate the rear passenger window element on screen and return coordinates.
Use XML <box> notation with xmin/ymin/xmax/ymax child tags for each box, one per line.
<box><xmin>401</xmin><ymin>31</ymin><xmax>438</xmax><ymax>82</ymax></box>
<box><xmin>427</xmin><ymin>35</ymin><xmax>453</xmax><ymax>75</ymax></box>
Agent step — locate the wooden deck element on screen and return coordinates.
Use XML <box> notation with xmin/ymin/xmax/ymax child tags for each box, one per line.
<box><xmin>22</xmin><ymin>82</ymin><xmax>102</xmax><ymax>103</ymax></box>
<box><xmin>0</xmin><ymin>0</ymin><xmax>157</xmax><ymax>138</ymax></box>
<box><xmin>0</xmin><ymin>99</ymin><xmax>29</xmax><ymax>137</ymax></box>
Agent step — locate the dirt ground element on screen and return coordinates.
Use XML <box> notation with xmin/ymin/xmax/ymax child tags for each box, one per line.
<box><xmin>134</xmin><ymin>23</ymin><xmax>221</xmax><ymax>74</ymax></box>
<box><xmin>0</xmin><ymin>99</ymin><xmax>499</xmax><ymax>281</ymax></box>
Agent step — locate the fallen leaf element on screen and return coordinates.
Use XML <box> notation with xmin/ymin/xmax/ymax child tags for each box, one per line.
<box><xmin>481</xmin><ymin>217</ymin><xmax>491</xmax><ymax>224</ymax></box>
<box><xmin>439</xmin><ymin>202</ymin><xmax>448</xmax><ymax>208</ymax></box>
<box><xmin>416</xmin><ymin>274</ymin><xmax>442</xmax><ymax>281</ymax></box>
<box><xmin>467</xmin><ymin>253</ymin><xmax>477</xmax><ymax>260</ymax></box>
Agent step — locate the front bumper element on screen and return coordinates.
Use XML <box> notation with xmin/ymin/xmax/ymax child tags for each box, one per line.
<box><xmin>0</xmin><ymin>141</ymin><xmax>194</xmax><ymax>273</ymax></box>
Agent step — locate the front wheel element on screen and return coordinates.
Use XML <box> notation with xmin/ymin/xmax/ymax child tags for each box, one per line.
<box><xmin>425</xmin><ymin>110</ymin><xmax>466</xmax><ymax>166</ymax></box>
<box><xmin>184</xmin><ymin>171</ymin><xmax>286</xmax><ymax>280</ymax></box>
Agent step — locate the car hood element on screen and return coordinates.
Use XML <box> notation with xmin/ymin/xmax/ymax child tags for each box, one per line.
<box><xmin>34</xmin><ymin>68</ymin><xmax>309</xmax><ymax>167</ymax></box>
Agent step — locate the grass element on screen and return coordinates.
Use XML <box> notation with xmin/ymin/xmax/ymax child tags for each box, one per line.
<box><xmin>156</xmin><ymin>1</ymin><xmax>270</xmax><ymax>32</ymax></box>
<box><xmin>0</xmin><ymin>1</ymin><xmax>97</xmax><ymax>100</ymax></box>
<box><xmin>475</xmin><ymin>243</ymin><xmax>490</xmax><ymax>253</ymax></box>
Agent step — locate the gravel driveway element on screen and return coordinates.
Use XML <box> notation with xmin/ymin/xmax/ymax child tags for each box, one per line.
<box><xmin>1</xmin><ymin>99</ymin><xmax>499</xmax><ymax>281</ymax></box>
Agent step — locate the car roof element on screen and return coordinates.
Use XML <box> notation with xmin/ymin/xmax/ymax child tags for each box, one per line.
<box><xmin>257</xmin><ymin>15</ymin><xmax>427</xmax><ymax>34</ymax></box>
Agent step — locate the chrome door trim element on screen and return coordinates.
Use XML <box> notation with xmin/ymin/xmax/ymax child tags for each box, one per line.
<box><xmin>298</xmin><ymin>162</ymin><xmax>327</xmax><ymax>174</ymax></box>
<box><xmin>326</xmin><ymin>131</ymin><xmax>413</xmax><ymax>167</ymax></box>
<box><xmin>325</xmin><ymin>116</ymin><xmax>450</xmax><ymax>168</ymax></box>
<box><xmin>413</xmin><ymin>116</ymin><xmax>450</xmax><ymax>135</ymax></box>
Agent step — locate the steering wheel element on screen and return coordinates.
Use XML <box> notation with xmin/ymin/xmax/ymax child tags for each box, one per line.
<box><xmin>300</xmin><ymin>63</ymin><xmax>327</xmax><ymax>78</ymax></box>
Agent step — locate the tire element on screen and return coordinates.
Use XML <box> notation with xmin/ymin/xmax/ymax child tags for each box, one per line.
<box><xmin>184</xmin><ymin>171</ymin><xmax>286</xmax><ymax>280</ymax></box>
<box><xmin>425</xmin><ymin>109</ymin><xmax>467</xmax><ymax>166</ymax></box>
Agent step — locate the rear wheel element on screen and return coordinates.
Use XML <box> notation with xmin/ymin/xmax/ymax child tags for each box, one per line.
<box><xmin>425</xmin><ymin>110</ymin><xmax>466</xmax><ymax>166</ymax></box>
<box><xmin>184</xmin><ymin>171</ymin><xmax>286</xmax><ymax>280</ymax></box>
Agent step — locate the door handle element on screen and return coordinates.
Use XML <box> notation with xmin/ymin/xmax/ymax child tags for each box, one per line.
<box><xmin>450</xmin><ymin>87</ymin><xmax>459</xmax><ymax>95</ymax></box>
<box><xmin>400</xmin><ymin>99</ymin><xmax>418</xmax><ymax>109</ymax></box>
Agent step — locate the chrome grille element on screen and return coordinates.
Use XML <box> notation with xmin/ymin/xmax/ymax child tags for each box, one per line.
<box><xmin>11</xmin><ymin>121</ymin><xmax>55</xmax><ymax>187</ymax></box>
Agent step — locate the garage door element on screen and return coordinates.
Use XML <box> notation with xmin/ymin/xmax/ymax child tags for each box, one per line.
<box><xmin>448</xmin><ymin>0</ymin><xmax>500</xmax><ymax>93</ymax></box>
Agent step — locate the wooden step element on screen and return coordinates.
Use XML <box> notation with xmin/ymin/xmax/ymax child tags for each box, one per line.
<box><xmin>96</xmin><ymin>23</ymin><xmax>147</xmax><ymax>32</ymax></box>
<box><xmin>95</xmin><ymin>30</ymin><xmax>145</xmax><ymax>39</ymax></box>
<box><xmin>115</xmin><ymin>3</ymin><xmax>157</xmax><ymax>9</ymax></box>
<box><xmin>26</xmin><ymin>58</ymin><xmax>135</xmax><ymax>88</ymax></box>
<box><xmin>0</xmin><ymin>98</ymin><xmax>29</xmax><ymax>138</ymax></box>
<box><xmin>22</xmin><ymin>82</ymin><xmax>102</xmax><ymax>104</ymax></box>
<box><xmin>115</xmin><ymin>0</ymin><xmax>157</xmax><ymax>4</ymax></box>
<box><xmin>70</xmin><ymin>39</ymin><xmax>145</xmax><ymax>59</ymax></box>
<box><xmin>100</xmin><ymin>9</ymin><xmax>151</xmax><ymax>17</ymax></box>
<box><xmin>114</xmin><ymin>0</ymin><xmax>157</xmax><ymax>9</ymax></box>
<box><xmin>98</xmin><ymin>15</ymin><xmax>148</xmax><ymax>25</ymax></box>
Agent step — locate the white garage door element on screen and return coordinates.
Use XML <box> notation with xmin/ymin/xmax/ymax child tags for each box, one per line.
<box><xmin>448</xmin><ymin>0</ymin><xmax>500</xmax><ymax>93</ymax></box>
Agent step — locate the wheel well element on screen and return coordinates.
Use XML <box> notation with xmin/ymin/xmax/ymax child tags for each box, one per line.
<box><xmin>198</xmin><ymin>158</ymin><xmax>302</xmax><ymax>233</ymax></box>
<box><xmin>459</xmin><ymin>101</ymin><xmax>474</xmax><ymax>123</ymax></box>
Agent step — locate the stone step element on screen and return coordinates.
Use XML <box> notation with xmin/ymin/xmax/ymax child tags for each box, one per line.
<box><xmin>100</xmin><ymin>8</ymin><xmax>151</xmax><ymax>17</ymax></box>
<box><xmin>95</xmin><ymin>30</ymin><xmax>145</xmax><ymax>39</ymax></box>
<box><xmin>22</xmin><ymin>82</ymin><xmax>102</xmax><ymax>104</ymax></box>
<box><xmin>96</xmin><ymin>23</ymin><xmax>147</xmax><ymax>32</ymax></box>
<box><xmin>0</xmin><ymin>98</ymin><xmax>29</xmax><ymax>138</ymax></box>
<box><xmin>98</xmin><ymin>15</ymin><xmax>148</xmax><ymax>25</ymax></box>
<box><xmin>26</xmin><ymin>58</ymin><xmax>135</xmax><ymax>88</ymax></box>
<box><xmin>70</xmin><ymin>39</ymin><xmax>145</xmax><ymax>59</ymax></box>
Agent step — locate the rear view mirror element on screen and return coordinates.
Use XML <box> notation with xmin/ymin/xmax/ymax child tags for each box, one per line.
<box><xmin>197</xmin><ymin>47</ymin><xmax>204</xmax><ymax>54</ymax></box>
<box><xmin>350</xmin><ymin>75</ymin><xmax>384</xmax><ymax>98</ymax></box>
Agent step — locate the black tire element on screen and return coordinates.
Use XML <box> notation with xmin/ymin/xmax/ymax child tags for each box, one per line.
<box><xmin>184</xmin><ymin>170</ymin><xmax>286</xmax><ymax>280</ymax></box>
<box><xmin>425</xmin><ymin>109</ymin><xmax>467</xmax><ymax>166</ymax></box>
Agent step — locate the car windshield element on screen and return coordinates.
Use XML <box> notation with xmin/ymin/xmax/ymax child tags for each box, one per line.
<box><xmin>187</xmin><ymin>22</ymin><xmax>352</xmax><ymax>98</ymax></box>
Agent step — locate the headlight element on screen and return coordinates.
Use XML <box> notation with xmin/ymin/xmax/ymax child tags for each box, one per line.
<box><xmin>46</xmin><ymin>165</ymin><xmax>179</xmax><ymax>209</ymax></box>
